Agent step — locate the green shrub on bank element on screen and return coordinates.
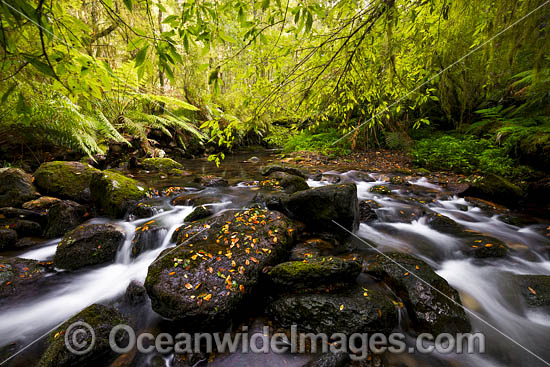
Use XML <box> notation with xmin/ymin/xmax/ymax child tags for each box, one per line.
<box><xmin>411</xmin><ymin>135</ymin><xmax>531</xmax><ymax>177</ymax></box>
<box><xmin>283</xmin><ymin>128</ymin><xmax>351</xmax><ymax>156</ymax></box>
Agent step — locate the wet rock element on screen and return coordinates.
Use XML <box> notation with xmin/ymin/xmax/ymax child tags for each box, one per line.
<box><xmin>14</xmin><ymin>237</ymin><xmax>44</xmax><ymax>249</ymax></box>
<box><xmin>269</xmin><ymin>171</ymin><xmax>309</xmax><ymax>194</ymax></box>
<box><xmin>0</xmin><ymin>219</ymin><xmax>42</xmax><ymax>238</ymax></box>
<box><xmin>526</xmin><ymin>177</ymin><xmax>550</xmax><ymax>207</ymax></box>
<box><xmin>268</xmin><ymin>257</ymin><xmax>361</xmax><ymax>291</ymax></box>
<box><xmin>274</xmin><ymin>183</ymin><xmax>359</xmax><ymax>238</ymax></box>
<box><xmin>0</xmin><ymin>256</ymin><xmax>52</xmax><ymax>307</ymax></box>
<box><xmin>320</xmin><ymin>173</ymin><xmax>343</xmax><ymax>184</ymax></box>
<box><xmin>44</xmin><ymin>200</ymin><xmax>86</xmax><ymax>238</ymax></box>
<box><xmin>516</xmin><ymin>275</ymin><xmax>550</xmax><ymax>308</ymax></box>
<box><xmin>22</xmin><ymin>196</ymin><xmax>62</xmax><ymax>212</ymax></box>
<box><xmin>90</xmin><ymin>170</ymin><xmax>148</xmax><ymax>218</ymax></box>
<box><xmin>389</xmin><ymin>175</ymin><xmax>406</xmax><ymax>185</ymax></box>
<box><xmin>125</xmin><ymin>280</ymin><xmax>148</xmax><ymax>305</ymax></box>
<box><xmin>424</xmin><ymin>213</ymin><xmax>463</xmax><ymax>235</ymax></box>
<box><xmin>145</xmin><ymin>208</ymin><xmax>297</xmax><ymax>330</ymax></box>
<box><xmin>34</xmin><ymin>161</ymin><xmax>100</xmax><ymax>203</ymax></box>
<box><xmin>131</xmin><ymin>224</ymin><xmax>168</xmax><ymax>258</ymax></box>
<box><xmin>369</xmin><ymin>185</ymin><xmax>391</xmax><ymax>195</ymax></box>
<box><xmin>184</xmin><ymin>206</ymin><xmax>213</xmax><ymax>222</ymax></box>
<box><xmin>0</xmin><ymin>229</ymin><xmax>17</xmax><ymax>250</ymax></box>
<box><xmin>0</xmin><ymin>168</ymin><xmax>39</xmax><ymax>208</ymax></box>
<box><xmin>142</xmin><ymin>157</ymin><xmax>183</xmax><ymax>172</ymax></box>
<box><xmin>194</xmin><ymin>175</ymin><xmax>229</xmax><ymax>187</ymax></box>
<box><xmin>461</xmin><ymin>174</ymin><xmax>524</xmax><ymax>208</ymax></box>
<box><xmin>0</xmin><ymin>207</ymin><xmax>46</xmax><ymax>225</ymax></box>
<box><xmin>366</xmin><ymin>253</ymin><xmax>470</xmax><ymax>334</ymax></box>
<box><xmin>267</xmin><ymin>286</ymin><xmax>398</xmax><ymax>335</ymax></box>
<box><xmin>38</xmin><ymin>303</ymin><xmax>128</xmax><ymax>367</ymax></box>
<box><xmin>54</xmin><ymin>223</ymin><xmax>125</xmax><ymax>270</ymax></box>
<box><xmin>260</xmin><ymin>165</ymin><xmax>307</xmax><ymax>179</ymax></box>
<box><xmin>171</xmin><ymin>193</ymin><xmax>223</xmax><ymax>206</ymax></box>
<box><xmin>289</xmin><ymin>238</ymin><xmax>336</xmax><ymax>260</ymax></box>
<box><xmin>127</xmin><ymin>198</ymin><xmax>166</xmax><ymax>220</ymax></box>
<box><xmin>305</xmin><ymin>353</ymin><xmax>350</xmax><ymax>367</ymax></box>
<box><xmin>359</xmin><ymin>200</ymin><xmax>378</xmax><ymax>223</ymax></box>
<box><xmin>462</xmin><ymin>234</ymin><xmax>509</xmax><ymax>258</ymax></box>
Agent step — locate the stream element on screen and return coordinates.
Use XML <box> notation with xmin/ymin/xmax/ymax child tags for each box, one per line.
<box><xmin>1</xmin><ymin>151</ymin><xmax>549</xmax><ymax>367</ymax></box>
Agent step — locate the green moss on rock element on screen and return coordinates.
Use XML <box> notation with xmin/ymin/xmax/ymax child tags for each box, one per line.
<box><xmin>90</xmin><ymin>170</ymin><xmax>148</xmax><ymax>218</ymax></box>
<box><xmin>142</xmin><ymin>158</ymin><xmax>183</xmax><ymax>171</ymax></box>
<box><xmin>34</xmin><ymin>161</ymin><xmax>100</xmax><ymax>203</ymax></box>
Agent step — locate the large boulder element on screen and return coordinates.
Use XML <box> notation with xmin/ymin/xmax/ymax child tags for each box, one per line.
<box><xmin>184</xmin><ymin>205</ymin><xmax>213</xmax><ymax>222</ymax></box>
<box><xmin>461</xmin><ymin>174</ymin><xmax>524</xmax><ymax>208</ymax></box>
<box><xmin>38</xmin><ymin>304</ymin><xmax>128</xmax><ymax>367</ymax></box>
<box><xmin>260</xmin><ymin>165</ymin><xmax>307</xmax><ymax>179</ymax></box>
<box><xmin>54</xmin><ymin>223</ymin><xmax>125</xmax><ymax>270</ymax></box>
<box><xmin>366</xmin><ymin>253</ymin><xmax>470</xmax><ymax>334</ymax></box>
<box><xmin>90</xmin><ymin>170</ymin><xmax>148</xmax><ymax>218</ymax></box>
<box><xmin>269</xmin><ymin>172</ymin><xmax>309</xmax><ymax>194</ymax></box>
<box><xmin>267</xmin><ymin>286</ymin><xmax>398</xmax><ymax>335</ymax></box>
<box><xmin>44</xmin><ymin>200</ymin><xmax>86</xmax><ymax>238</ymax></box>
<box><xmin>516</xmin><ymin>275</ymin><xmax>550</xmax><ymax>308</ymax></box>
<box><xmin>0</xmin><ymin>256</ymin><xmax>52</xmax><ymax>308</ymax></box>
<box><xmin>33</xmin><ymin>161</ymin><xmax>100</xmax><ymax>203</ymax></box>
<box><xmin>0</xmin><ymin>168</ymin><xmax>39</xmax><ymax>207</ymax></box>
<box><xmin>142</xmin><ymin>157</ymin><xmax>183</xmax><ymax>171</ymax></box>
<box><xmin>0</xmin><ymin>229</ymin><xmax>17</xmax><ymax>250</ymax></box>
<box><xmin>271</xmin><ymin>184</ymin><xmax>359</xmax><ymax>237</ymax></box>
<box><xmin>0</xmin><ymin>219</ymin><xmax>42</xmax><ymax>238</ymax></box>
<box><xmin>0</xmin><ymin>207</ymin><xmax>46</xmax><ymax>226</ymax></box>
<box><xmin>268</xmin><ymin>257</ymin><xmax>361</xmax><ymax>291</ymax></box>
<box><xmin>145</xmin><ymin>208</ymin><xmax>297</xmax><ymax>330</ymax></box>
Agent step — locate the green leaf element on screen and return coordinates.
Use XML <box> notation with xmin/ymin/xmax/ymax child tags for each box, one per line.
<box><xmin>27</xmin><ymin>58</ymin><xmax>56</xmax><ymax>78</ymax></box>
<box><xmin>123</xmin><ymin>0</ymin><xmax>133</xmax><ymax>12</ymax></box>
<box><xmin>1</xmin><ymin>84</ymin><xmax>16</xmax><ymax>103</ymax></box>
<box><xmin>261</xmin><ymin>0</ymin><xmax>270</xmax><ymax>10</ymax></box>
<box><xmin>305</xmin><ymin>11</ymin><xmax>313</xmax><ymax>33</ymax></box>
<box><xmin>134</xmin><ymin>45</ymin><xmax>149</xmax><ymax>67</ymax></box>
<box><xmin>219</xmin><ymin>31</ymin><xmax>237</xmax><ymax>44</ymax></box>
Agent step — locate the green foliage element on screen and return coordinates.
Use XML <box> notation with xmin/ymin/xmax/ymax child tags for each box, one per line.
<box><xmin>411</xmin><ymin>135</ymin><xmax>530</xmax><ymax>177</ymax></box>
<box><xmin>263</xmin><ymin>126</ymin><xmax>291</xmax><ymax>147</ymax></box>
<box><xmin>283</xmin><ymin>128</ymin><xmax>351</xmax><ymax>156</ymax></box>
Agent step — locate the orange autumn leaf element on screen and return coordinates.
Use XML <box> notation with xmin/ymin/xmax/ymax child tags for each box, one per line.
<box><xmin>185</xmin><ymin>283</ymin><xmax>193</xmax><ymax>289</ymax></box>
<box><xmin>169</xmin><ymin>271</ymin><xmax>176</xmax><ymax>276</ymax></box>
<box><xmin>528</xmin><ymin>287</ymin><xmax>537</xmax><ymax>295</ymax></box>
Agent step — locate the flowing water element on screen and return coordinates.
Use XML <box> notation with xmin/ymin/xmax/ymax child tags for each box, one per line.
<box><xmin>1</xmin><ymin>151</ymin><xmax>549</xmax><ymax>366</ymax></box>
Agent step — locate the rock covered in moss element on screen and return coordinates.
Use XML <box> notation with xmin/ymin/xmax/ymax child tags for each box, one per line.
<box><xmin>54</xmin><ymin>223</ymin><xmax>125</xmax><ymax>270</ymax></box>
<box><xmin>268</xmin><ymin>257</ymin><xmax>361</xmax><ymax>291</ymax></box>
<box><xmin>38</xmin><ymin>304</ymin><xmax>128</xmax><ymax>367</ymax></box>
<box><xmin>260</xmin><ymin>165</ymin><xmax>307</xmax><ymax>179</ymax></box>
<box><xmin>267</xmin><ymin>286</ymin><xmax>398</xmax><ymax>335</ymax></box>
<box><xmin>369</xmin><ymin>185</ymin><xmax>392</xmax><ymax>195</ymax></box>
<box><xmin>142</xmin><ymin>157</ymin><xmax>183</xmax><ymax>171</ymax></box>
<box><xmin>145</xmin><ymin>208</ymin><xmax>297</xmax><ymax>330</ymax></box>
<box><xmin>34</xmin><ymin>161</ymin><xmax>100</xmax><ymax>203</ymax></box>
<box><xmin>44</xmin><ymin>200</ymin><xmax>86</xmax><ymax>238</ymax></box>
<box><xmin>462</xmin><ymin>234</ymin><xmax>509</xmax><ymax>258</ymax></box>
<box><xmin>184</xmin><ymin>205</ymin><xmax>213</xmax><ymax>222</ymax></box>
<box><xmin>90</xmin><ymin>170</ymin><xmax>148</xmax><ymax>218</ymax></box>
<box><xmin>273</xmin><ymin>183</ymin><xmax>359</xmax><ymax>238</ymax></box>
<box><xmin>0</xmin><ymin>168</ymin><xmax>39</xmax><ymax>208</ymax></box>
<box><xmin>516</xmin><ymin>274</ymin><xmax>550</xmax><ymax>308</ymax></box>
<box><xmin>462</xmin><ymin>174</ymin><xmax>524</xmax><ymax>208</ymax></box>
<box><xmin>269</xmin><ymin>171</ymin><xmax>309</xmax><ymax>194</ymax></box>
<box><xmin>171</xmin><ymin>193</ymin><xmax>223</xmax><ymax>206</ymax></box>
<box><xmin>366</xmin><ymin>253</ymin><xmax>470</xmax><ymax>334</ymax></box>
<box><xmin>0</xmin><ymin>256</ymin><xmax>52</xmax><ymax>308</ymax></box>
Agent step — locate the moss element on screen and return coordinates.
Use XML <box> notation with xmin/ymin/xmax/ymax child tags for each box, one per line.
<box><xmin>142</xmin><ymin>158</ymin><xmax>183</xmax><ymax>171</ymax></box>
<box><xmin>90</xmin><ymin>170</ymin><xmax>148</xmax><ymax>218</ymax></box>
<box><xmin>369</xmin><ymin>185</ymin><xmax>392</xmax><ymax>195</ymax></box>
<box><xmin>34</xmin><ymin>161</ymin><xmax>100</xmax><ymax>202</ymax></box>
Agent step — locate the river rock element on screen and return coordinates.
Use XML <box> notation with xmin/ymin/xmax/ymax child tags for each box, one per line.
<box><xmin>0</xmin><ymin>207</ymin><xmax>46</xmax><ymax>225</ymax></box>
<box><xmin>516</xmin><ymin>275</ymin><xmax>550</xmax><ymax>308</ymax></box>
<box><xmin>184</xmin><ymin>205</ymin><xmax>213</xmax><ymax>222</ymax></box>
<box><xmin>365</xmin><ymin>253</ymin><xmax>470</xmax><ymax>334</ymax></box>
<box><xmin>33</xmin><ymin>161</ymin><xmax>100</xmax><ymax>202</ymax></box>
<box><xmin>268</xmin><ymin>257</ymin><xmax>361</xmax><ymax>291</ymax></box>
<box><xmin>54</xmin><ymin>223</ymin><xmax>125</xmax><ymax>270</ymax></box>
<box><xmin>289</xmin><ymin>238</ymin><xmax>336</xmax><ymax>260</ymax></box>
<box><xmin>145</xmin><ymin>208</ymin><xmax>297</xmax><ymax>330</ymax></box>
<box><xmin>131</xmin><ymin>223</ymin><xmax>168</xmax><ymax>258</ymax></box>
<box><xmin>44</xmin><ymin>200</ymin><xmax>86</xmax><ymax>238</ymax></box>
<box><xmin>0</xmin><ymin>168</ymin><xmax>39</xmax><ymax>208</ymax></box>
<box><xmin>125</xmin><ymin>280</ymin><xmax>148</xmax><ymax>305</ymax></box>
<box><xmin>260</xmin><ymin>165</ymin><xmax>307</xmax><ymax>179</ymax></box>
<box><xmin>0</xmin><ymin>229</ymin><xmax>17</xmax><ymax>250</ymax></box>
<box><xmin>272</xmin><ymin>183</ymin><xmax>359</xmax><ymax>238</ymax></box>
<box><xmin>461</xmin><ymin>174</ymin><xmax>524</xmax><ymax>208</ymax></box>
<box><xmin>194</xmin><ymin>175</ymin><xmax>229</xmax><ymax>187</ymax></box>
<box><xmin>267</xmin><ymin>286</ymin><xmax>398</xmax><ymax>335</ymax></box>
<box><xmin>0</xmin><ymin>219</ymin><xmax>42</xmax><ymax>238</ymax></box>
<box><xmin>127</xmin><ymin>198</ymin><xmax>167</xmax><ymax>220</ymax></box>
<box><xmin>171</xmin><ymin>193</ymin><xmax>223</xmax><ymax>206</ymax></box>
<box><xmin>22</xmin><ymin>196</ymin><xmax>62</xmax><ymax>212</ymax></box>
<box><xmin>142</xmin><ymin>157</ymin><xmax>183</xmax><ymax>171</ymax></box>
<box><xmin>269</xmin><ymin>171</ymin><xmax>309</xmax><ymax>194</ymax></box>
<box><xmin>369</xmin><ymin>185</ymin><xmax>392</xmax><ymax>195</ymax></box>
<box><xmin>90</xmin><ymin>170</ymin><xmax>148</xmax><ymax>218</ymax></box>
<box><xmin>305</xmin><ymin>353</ymin><xmax>351</xmax><ymax>367</ymax></box>
<box><xmin>359</xmin><ymin>200</ymin><xmax>378</xmax><ymax>223</ymax></box>
<box><xmin>0</xmin><ymin>256</ymin><xmax>52</xmax><ymax>308</ymax></box>
<box><xmin>462</xmin><ymin>234</ymin><xmax>509</xmax><ymax>258</ymax></box>
<box><xmin>38</xmin><ymin>304</ymin><xmax>128</xmax><ymax>367</ymax></box>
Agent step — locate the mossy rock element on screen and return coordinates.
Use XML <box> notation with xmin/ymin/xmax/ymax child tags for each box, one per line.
<box><xmin>38</xmin><ymin>304</ymin><xmax>128</xmax><ymax>367</ymax></box>
<box><xmin>268</xmin><ymin>257</ymin><xmax>361</xmax><ymax>291</ymax></box>
<box><xmin>0</xmin><ymin>168</ymin><xmax>39</xmax><ymax>208</ymax></box>
<box><xmin>184</xmin><ymin>205</ymin><xmax>213</xmax><ymax>222</ymax></box>
<box><xmin>516</xmin><ymin>274</ymin><xmax>550</xmax><ymax>308</ymax></box>
<box><xmin>369</xmin><ymin>185</ymin><xmax>392</xmax><ymax>195</ymax></box>
<box><xmin>462</xmin><ymin>235</ymin><xmax>509</xmax><ymax>258</ymax></box>
<box><xmin>517</xmin><ymin>131</ymin><xmax>550</xmax><ymax>170</ymax></box>
<box><xmin>462</xmin><ymin>174</ymin><xmax>524</xmax><ymax>208</ymax></box>
<box><xmin>90</xmin><ymin>170</ymin><xmax>148</xmax><ymax>218</ymax></box>
<box><xmin>0</xmin><ymin>256</ymin><xmax>52</xmax><ymax>308</ymax></box>
<box><xmin>171</xmin><ymin>194</ymin><xmax>223</xmax><ymax>207</ymax></box>
<box><xmin>145</xmin><ymin>208</ymin><xmax>297</xmax><ymax>330</ymax></box>
<box><xmin>142</xmin><ymin>157</ymin><xmax>183</xmax><ymax>172</ymax></box>
<box><xmin>268</xmin><ymin>172</ymin><xmax>309</xmax><ymax>194</ymax></box>
<box><xmin>260</xmin><ymin>165</ymin><xmax>307</xmax><ymax>179</ymax></box>
<box><xmin>34</xmin><ymin>161</ymin><xmax>100</xmax><ymax>203</ymax></box>
<box><xmin>366</xmin><ymin>252</ymin><xmax>470</xmax><ymax>334</ymax></box>
<box><xmin>44</xmin><ymin>200</ymin><xmax>86</xmax><ymax>238</ymax></box>
<box><xmin>54</xmin><ymin>223</ymin><xmax>125</xmax><ymax>270</ymax></box>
